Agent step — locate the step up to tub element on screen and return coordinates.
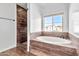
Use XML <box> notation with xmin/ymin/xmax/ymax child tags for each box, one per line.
<box><xmin>30</xmin><ymin>40</ymin><xmax>78</xmax><ymax>56</ymax></box>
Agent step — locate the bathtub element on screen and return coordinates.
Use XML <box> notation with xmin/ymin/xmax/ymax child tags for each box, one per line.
<box><xmin>33</xmin><ymin>36</ymin><xmax>74</xmax><ymax>48</ymax></box>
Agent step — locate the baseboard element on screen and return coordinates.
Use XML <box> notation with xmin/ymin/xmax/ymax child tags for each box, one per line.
<box><xmin>0</xmin><ymin>45</ymin><xmax>16</xmax><ymax>53</ymax></box>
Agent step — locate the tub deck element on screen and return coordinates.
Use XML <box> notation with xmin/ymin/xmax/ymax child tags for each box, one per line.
<box><xmin>33</xmin><ymin>36</ymin><xmax>76</xmax><ymax>48</ymax></box>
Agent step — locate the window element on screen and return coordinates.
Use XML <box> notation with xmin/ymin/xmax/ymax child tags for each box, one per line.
<box><xmin>43</xmin><ymin>14</ymin><xmax>63</xmax><ymax>32</ymax></box>
<box><xmin>53</xmin><ymin>15</ymin><xmax>63</xmax><ymax>32</ymax></box>
<box><xmin>43</xmin><ymin>16</ymin><xmax>53</xmax><ymax>32</ymax></box>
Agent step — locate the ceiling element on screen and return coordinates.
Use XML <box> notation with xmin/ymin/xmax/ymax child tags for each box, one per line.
<box><xmin>36</xmin><ymin>3</ymin><xmax>69</xmax><ymax>14</ymax></box>
<box><xmin>17</xmin><ymin>3</ymin><xmax>27</xmax><ymax>9</ymax></box>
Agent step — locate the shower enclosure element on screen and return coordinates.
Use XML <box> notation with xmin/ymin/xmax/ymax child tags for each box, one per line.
<box><xmin>17</xmin><ymin>5</ymin><xmax>27</xmax><ymax>45</ymax></box>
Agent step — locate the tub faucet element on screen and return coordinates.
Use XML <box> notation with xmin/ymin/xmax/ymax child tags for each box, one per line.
<box><xmin>60</xmin><ymin>35</ymin><xmax>64</xmax><ymax>39</ymax></box>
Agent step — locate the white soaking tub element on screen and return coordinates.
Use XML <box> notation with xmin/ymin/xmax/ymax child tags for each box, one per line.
<box><xmin>35</xmin><ymin>36</ymin><xmax>71</xmax><ymax>45</ymax></box>
<box><xmin>33</xmin><ymin>36</ymin><xmax>75</xmax><ymax>48</ymax></box>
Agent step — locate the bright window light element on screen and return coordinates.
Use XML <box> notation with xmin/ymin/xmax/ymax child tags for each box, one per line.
<box><xmin>43</xmin><ymin>14</ymin><xmax>63</xmax><ymax>32</ymax></box>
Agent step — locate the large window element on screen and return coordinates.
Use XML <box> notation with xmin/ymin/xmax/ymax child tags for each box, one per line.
<box><xmin>43</xmin><ymin>16</ymin><xmax>53</xmax><ymax>32</ymax></box>
<box><xmin>43</xmin><ymin>14</ymin><xmax>63</xmax><ymax>32</ymax></box>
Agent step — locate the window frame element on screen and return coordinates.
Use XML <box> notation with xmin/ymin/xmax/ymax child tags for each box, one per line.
<box><xmin>43</xmin><ymin>13</ymin><xmax>64</xmax><ymax>32</ymax></box>
<box><xmin>43</xmin><ymin>16</ymin><xmax>53</xmax><ymax>32</ymax></box>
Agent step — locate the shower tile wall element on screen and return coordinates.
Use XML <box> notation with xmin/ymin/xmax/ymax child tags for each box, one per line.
<box><xmin>17</xmin><ymin>5</ymin><xmax>27</xmax><ymax>44</ymax></box>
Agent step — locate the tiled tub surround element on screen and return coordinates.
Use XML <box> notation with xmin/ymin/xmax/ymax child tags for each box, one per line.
<box><xmin>30</xmin><ymin>32</ymin><xmax>70</xmax><ymax>40</ymax></box>
<box><xmin>33</xmin><ymin>36</ymin><xmax>75</xmax><ymax>48</ymax></box>
<box><xmin>30</xmin><ymin>32</ymin><xmax>78</xmax><ymax>56</ymax></box>
<box><xmin>30</xmin><ymin>32</ymin><xmax>42</xmax><ymax>40</ymax></box>
<box><xmin>69</xmin><ymin>33</ymin><xmax>79</xmax><ymax>48</ymax></box>
<box><xmin>69</xmin><ymin>33</ymin><xmax>79</xmax><ymax>55</ymax></box>
<box><xmin>42</xmin><ymin>32</ymin><xmax>69</xmax><ymax>39</ymax></box>
<box><xmin>30</xmin><ymin>40</ymin><xmax>77</xmax><ymax>56</ymax></box>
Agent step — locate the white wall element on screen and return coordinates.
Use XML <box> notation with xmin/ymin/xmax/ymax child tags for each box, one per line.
<box><xmin>30</xmin><ymin>3</ymin><xmax>42</xmax><ymax>33</ymax></box>
<box><xmin>63</xmin><ymin>4</ymin><xmax>69</xmax><ymax>32</ymax></box>
<box><xmin>69</xmin><ymin>3</ymin><xmax>79</xmax><ymax>33</ymax></box>
<box><xmin>0</xmin><ymin>3</ymin><xmax>16</xmax><ymax>19</ymax></box>
<box><xmin>0</xmin><ymin>3</ymin><xmax>16</xmax><ymax>52</ymax></box>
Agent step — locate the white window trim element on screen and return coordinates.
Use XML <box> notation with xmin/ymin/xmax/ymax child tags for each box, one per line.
<box><xmin>42</xmin><ymin>13</ymin><xmax>64</xmax><ymax>32</ymax></box>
